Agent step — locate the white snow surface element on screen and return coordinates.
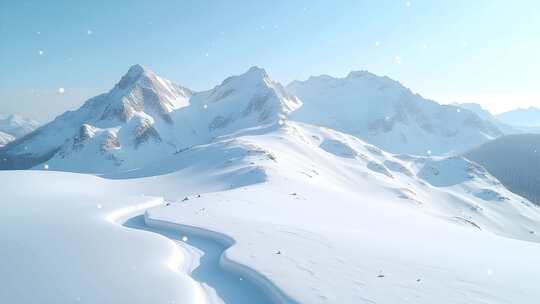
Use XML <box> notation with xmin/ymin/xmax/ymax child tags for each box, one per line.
<box><xmin>0</xmin><ymin>171</ymin><xmax>211</xmax><ymax>304</ymax></box>
<box><xmin>4</xmin><ymin>121</ymin><xmax>540</xmax><ymax>303</ymax></box>
<box><xmin>288</xmin><ymin>72</ymin><xmax>503</xmax><ymax>155</ymax></box>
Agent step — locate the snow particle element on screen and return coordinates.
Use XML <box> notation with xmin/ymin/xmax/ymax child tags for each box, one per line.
<box><xmin>36</xmin><ymin>31</ymin><xmax>41</xmax><ymax>35</ymax></box>
<box><xmin>427</xmin><ymin>150</ymin><xmax>432</xmax><ymax>155</ymax></box>
<box><xmin>43</xmin><ymin>164</ymin><xmax>49</xmax><ymax>170</ymax></box>
<box><xmin>58</xmin><ymin>87</ymin><xmax>65</xmax><ymax>94</ymax></box>
<box><xmin>374</xmin><ymin>41</ymin><xmax>380</xmax><ymax>47</ymax></box>
<box><xmin>87</xmin><ymin>29</ymin><xmax>93</xmax><ymax>35</ymax></box>
<box><xmin>96</xmin><ymin>204</ymin><xmax>102</xmax><ymax>209</ymax></box>
<box><xmin>395</xmin><ymin>56</ymin><xmax>402</xmax><ymax>64</ymax></box>
<box><xmin>38</xmin><ymin>50</ymin><xmax>44</xmax><ymax>55</ymax></box>
<box><xmin>406</xmin><ymin>1</ymin><xmax>411</xmax><ymax>7</ymax></box>
<box><xmin>456</xmin><ymin>108</ymin><xmax>461</xmax><ymax>113</ymax></box>
<box><xmin>203</xmin><ymin>104</ymin><xmax>208</xmax><ymax>109</ymax></box>
<box><xmin>181</xmin><ymin>236</ymin><xmax>188</xmax><ymax>242</ymax></box>
<box><xmin>239</xmin><ymin>277</ymin><xmax>243</xmax><ymax>281</ymax></box>
<box><xmin>487</xmin><ymin>268</ymin><xmax>494</xmax><ymax>275</ymax></box>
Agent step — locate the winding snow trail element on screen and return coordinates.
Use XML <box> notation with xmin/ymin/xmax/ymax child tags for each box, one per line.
<box><xmin>123</xmin><ymin>214</ymin><xmax>275</xmax><ymax>304</ymax></box>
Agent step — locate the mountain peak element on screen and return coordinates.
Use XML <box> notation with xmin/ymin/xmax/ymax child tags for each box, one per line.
<box><xmin>115</xmin><ymin>64</ymin><xmax>153</xmax><ymax>90</ymax></box>
<box><xmin>245</xmin><ymin>66</ymin><xmax>268</xmax><ymax>77</ymax></box>
<box><xmin>126</xmin><ymin>64</ymin><xmax>147</xmax><ymax>77</ymax></box>
<box><xmin>346</xmin><ymin>70</ymin><xmax>376</xmax><ymax>79</ymax></box>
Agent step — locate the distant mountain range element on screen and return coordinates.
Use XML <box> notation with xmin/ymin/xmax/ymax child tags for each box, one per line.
<box><xmin>0</xmin><ymin>114</ymin><xmax>39</xmax><ymax>147</ymax></box>
<box><xmin>0</xmin><ymin>65</ymin><xmax>536</xmax><ymax>174</ymax></box>
<box><xmin>288</xmin><ymin>72</ymin><xmax>504</xmax><ymax>155</ymax></box>
<box><xmin>0</xmin><ymin>65</ymin><xmax>300</xmax><ymax>172</ymax></box>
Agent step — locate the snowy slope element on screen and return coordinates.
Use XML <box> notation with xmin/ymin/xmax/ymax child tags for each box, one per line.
<box><xmin>288</xmin><ymin>72</ymin><xmax>503</xmax><ymax>155</ymax></box>
<box><xmin>497</xmin><ymin>107</ymin><xmax>540</xmax><ymax>128</ymax></box>
<box><xmin>0</xmin><ymin>130</ymin><xmax>15</xmax><ymax>147</ymax></box>
<box><xmin>0</xmin><ymin>114</ymin><xmax>39</xmax><ymax>138</ymax></box>
<box><xmin>134</xmin><ymin>121</ymin><xmax>540</xmax><ymax>303</ymax></box>
<box><xmin>4</xmin><ymin>121</ymin><xmax>540</xmax><ymax>303</ymax></box>
<box><xmin>466</xmin><ymin>134</ymin><xmax>540</xmax><ymax>205</ymax></box>
<box><xmin>0</xmin><ymin>171</ymin><xmax>212</xmax><ymax>304</ymax></box>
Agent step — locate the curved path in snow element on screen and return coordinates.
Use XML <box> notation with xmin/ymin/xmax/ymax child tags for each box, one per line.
<box><xmin>123</xmin><ymin>214</ymin><xmax>278</xmax><ymax>304</ymax></box>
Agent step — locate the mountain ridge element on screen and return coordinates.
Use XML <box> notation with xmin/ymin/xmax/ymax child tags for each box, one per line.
<box><xmin>288</xmin><ymin>71</ymin><xmax>504</xmax><ymax>156</ymax></box>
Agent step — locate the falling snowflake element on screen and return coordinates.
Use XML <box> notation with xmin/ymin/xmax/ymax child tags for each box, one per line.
<box><xmin>406</xmin><ymin>1</ymin><xmax>411</xmax><ymax>7</ymax></box>
<box><xmin>487</xmin><ymin>268</ymin><xmax>494</xmax><ymax>276</ymax></box>
<box><xmin>38</xmin><ymin>50</ymin><xmax>44</xmax><ymax>55</ymax></box>
<box><xmin>239</xmin><ymin>277</ymin><xmax>243</xmax><ymax>281</ymax></box>
<box><xmin>36</xmin><ymin>31</ymin><xmax>41</xmax><ymax>35</ymax></box>
<box><xmin>395</xmin><ymin>56</ymin><xmax>402</xmax><ymax>64</ymax></box>
<box><xmin>96</xmin><ymin>204</ymin><xmax>102</xmax><ymax>209</ymax></box>
<box><xmin>374</xmin><ymin>41</ymin><xmax>380</xmax><ymax>47</ymax></box>
<box><xmin>43</xmin><ymin>164</ymin><xmax>49</xmax><ymax>170</ymax></box>
<box><xmin>427</xmin><ymin>150</ymin><xmax>432</xmax><ymax>155</ymax></box>
<box><xmin>58</xmin><ymin>87</ymin><xmax>65</xmax><ymax>94</ymax></box>
<box><xmin>456</xmin><ymin>108</ymin><xmax>461</xmax><ymax>113</ymax></box>
<box><xmin>87</xmin><ymin>29</ymin><xmax>93</xmax><ymax>35</ymax></box>
<box><xmin>203</xmin><ymin>104</ymin><xmax>208</xmax><ymax>109</ymax></box>
<box><xmin>181</xmin><ymin>236</ymin><xmax>188</xmax><ymax>242</ymax></box>
<box><xmin>205</xmin><ymin>53</ymin><xmax>209</xmax><ymax>57</ymax></box>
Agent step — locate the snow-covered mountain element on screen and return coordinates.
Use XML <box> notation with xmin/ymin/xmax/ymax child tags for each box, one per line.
<box><xmin>288</xmin><ymin>72</ymin><xmax>504</xmax><ymax>155</ymax></box>
<box><xmin>0</xmin><ymin>65</ymin><xmax>192</xmax><ymax>171</ymax></box>
<box><xmin>497</xmin><ymin>107</ymin><xmax>540</xmax><ymax>128</ymax></box>
<box><xmin>466</xmin><ymin>134</ymin><xmax>540</xmax><ymax>205</ymax></box>
<box><xmin>0</xmin><ymin>65</ymin><xmax>300</xmax><ymax>173</ymax></box>
<box><xmin>0</xmin><ymin>114</ymin><xmax>39</xmax><ymax>138</ymax></box>
<box><xmin>455</xmin><ymin>102</ymin><xmax>519</xmax><ymax>134</ymax></box>
<box><xmin>495</xmin><ymin>107</ymin><xmax>540</xmax><ymax>133</ymax></box>
<box><xmin>0</xmin><ymin>114</ymin><xmax>39</xmax><ymax>147</ymax></box>
<box><xmin>0</xmin><ymin>131</ymin><xmax>15</xmax><ymax>147</ymax></box>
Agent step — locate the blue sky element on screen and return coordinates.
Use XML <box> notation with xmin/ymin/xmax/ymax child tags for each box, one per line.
<box><xmin>1</xmin><ymin>0</ymin><xmax>539</xmax><ymax>122</ymax></box>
